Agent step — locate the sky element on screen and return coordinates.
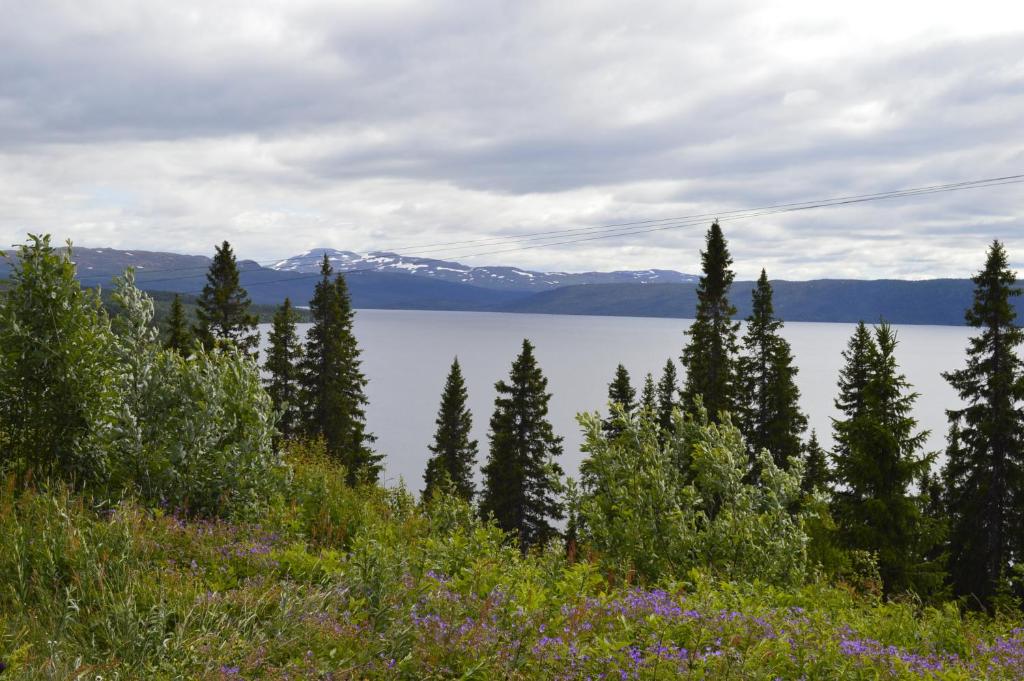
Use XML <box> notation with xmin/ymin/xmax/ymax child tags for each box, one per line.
<box><xmin>1</xmin><ymin>0</ymin><xmax>1022</xmax><ymax>279</ymax></box>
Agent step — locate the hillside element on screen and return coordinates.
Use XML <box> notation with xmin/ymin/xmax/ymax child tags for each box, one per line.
<box><xmin>501</xmin><ymin>278</ymin><xmax>997</xmax><ymax>326</ymax></box>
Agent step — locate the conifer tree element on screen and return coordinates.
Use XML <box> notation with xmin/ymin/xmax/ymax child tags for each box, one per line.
<box><xmin>738</xmin><ymin>269</ymin><xmax>806</xmax><ymax>467</ymax></box>
<box><xmin>656</xmin><ymin>358</ymin><xmax>679</xmax><ymax>440</ymax></box>
<box><xmin>423</xmin><ymin>357</ymin><xmax>478</xmax><ymax>501</ymax></box>
<box><xmin>480</xmin><ymin>339</ymin><xmax>565</xmax><ymax>551</ymax></box>
<box><xmin>801</xmin><ymin>430</ymin><xmax>829</xmax><ymax>496</ymax></box>
<box><xmin>831</xmin><ymin>322</ymin><xmax>936</xmax><ymax>595</ymax></box>
<box><xmin>164</xmin><ymin>293</ymin><xmax>192</xmax><ymax>355</ymax></box>
<box><xmin>603</xmin><ymin>363</ymin><xmax>636</xmax><ymax>436</ymax></box>
<box><xmin>680</xmin><ymin>222</ymin><xmax>740</xmax><ymax>421</ymax></box>
<box><xmin>942</xmin><ymin>240</ymin><xmax>1024</xmax><ymax>608</ymax></box>
<box><xmin>640</xmin><ymin>373</ymin><xmax>657</xmax><ymax>414</ymax></box>
<box><xmin>194</xmin><ymin>241</ymin><xmax>259</xmax><ymax>355</ymax></box>
<box><xmin>263</xmin><ymin>298</ymin><xmax>303</xmax><ymax>440</ymax></box>
<box><xmin>299</xmin><ymin>254</ymin><xmax>379</xmax><ymax>484</ymax></box>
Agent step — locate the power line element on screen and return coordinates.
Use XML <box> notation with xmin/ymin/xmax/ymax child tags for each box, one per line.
<box><xmin>66</xmin><ymin>173</ymin><xmax>1023</xmax><ymax>292</ymax></box>
<box><xmin>87</xmin><ymin>173</ymin><xmax>1024</xmax><ymax>281</ymax></box>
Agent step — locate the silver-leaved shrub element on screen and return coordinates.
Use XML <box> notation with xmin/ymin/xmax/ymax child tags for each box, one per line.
<box><xmin>577</xmin><ymin>402</ymin><xmax>807</xmax><ymax>585</ymax></box>
<box><xmin>0</xmin><ymin>236</ymin><xmax>280</xmax><ymax>517</ymax></box>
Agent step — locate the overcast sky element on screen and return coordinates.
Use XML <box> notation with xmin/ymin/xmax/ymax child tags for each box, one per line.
<box><xmin>1</xmin><ymin>0</ymin><xmax>1022</xmax><ymax>279</ymax></box>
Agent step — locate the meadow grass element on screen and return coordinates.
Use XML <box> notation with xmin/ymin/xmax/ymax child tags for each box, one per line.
<box><xmin>2</xmin><ymin>456</ymin><xmax>1023</xmax><ymax>680</ymax></box>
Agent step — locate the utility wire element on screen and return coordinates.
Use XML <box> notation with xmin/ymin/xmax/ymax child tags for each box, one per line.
<box><xmin>123</xmin><ymin>173</ymin><xmax>1023</xmax><ymax>293</ymax></box>
<box><xmin>88</xmin><ymin>173</ymin><xmax>1024</xmax><ymax>281</ymax></box>
<box><xmin>72</xmin><ymin>173</ymin><xmax>1024</xmax><ymax>288</ymax></box>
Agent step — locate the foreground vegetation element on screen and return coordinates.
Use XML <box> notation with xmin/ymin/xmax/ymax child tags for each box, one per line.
<box><xmin>3</xmin><ymin>453</ymin><xmax>1024</xmax><ymax>680</ymax></box>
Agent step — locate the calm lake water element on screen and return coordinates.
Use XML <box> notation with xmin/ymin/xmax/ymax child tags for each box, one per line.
<box><xmin>260</xmin><ymin>310</ymin><xmax>973</xmax><ymax>492</ymax></box>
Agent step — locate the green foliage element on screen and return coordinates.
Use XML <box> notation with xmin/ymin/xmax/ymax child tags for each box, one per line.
<box><xmin>943</xmin><ymin>240</ymin><xmax>1024</xmax><ymax>610</ymax></box>
<box><xmin>299</xmin><ymin>255</ymin><xmax>380</xmax><ymax>484</ymax></box>
<box><xmin>0</xmin><ymin>236</ymin><xmax>281</xmax><ymax>518</ymax></box>
<box><xmin>738</xmin><ymin>269</ymin><xmax>807</xmax><ymax>468</ymax></box>
<box><xmin>578</xmin><ymin>403</ymin><xmax>808</xmax><ymax>585</ymax></box>
<box><xmin>0</xmin><ymin>236</ymin><xmax>119</xmax><ymax>486</ymax></box>
<box><xmin>681</xmin><ymin>221</ymin><xmax>740</xmax><ymax>422</ymax></box>
<box><xmin>480</xmin><ymin>339</ymin><xmax>565</xmax><ymax>552</ymax></box>
<box><xmin>801</xmin><ymin>429</ymin><xmax>830</xmax><ymax>495</ymax></box>
<box><xmin>263</xmin><ymin>297</ymin><xmax>304</xmax><ymax>440</ymax></box>
<box><xmin>2</xmin><ymin>457</ymin><xmax>1024</xmax><ymax>679</ymax></box>
<box><xmin>423</xmin><ymin>357</ymin><xmax>478</xmax><ymax>502</ymax></box>
<box><xmin>194</xmin><ymin>240</ymin><xmax>259</xmax><ymax>356</ymax></box>
<box><xmin>639</xmin><ymin>371</ymin><xmax>656</xmax><ymax>413</ymax></box>
<box><xmin>602</xmin><ymin>363</ymin><xmax>636</xmax><ymax>436</ymax></box>
<box><xmin>163</xmin><ymin>293</ymin><xmax>193</xmax><ymax>355</ymax></box>
<box><xmin>832</xmin><ymin>321</ymin><xmax>941</xmax><ymax>596</ymax></box>
<box><xmin>656</xmin><ymin>357</ymin><xmax>680</xmax><ymax>443</ymax></box>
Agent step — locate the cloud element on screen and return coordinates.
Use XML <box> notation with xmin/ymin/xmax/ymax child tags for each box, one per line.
<box><xmin>0</xmin><ymin>0</ymin><xmax>1021</xmax><ymax>279</ymax></box>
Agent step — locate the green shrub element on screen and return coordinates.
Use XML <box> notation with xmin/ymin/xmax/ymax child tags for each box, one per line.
<box><xmin>577</xmin><ymin>403</ymin><xmax>808</xmax><ymax>585</ymax></box>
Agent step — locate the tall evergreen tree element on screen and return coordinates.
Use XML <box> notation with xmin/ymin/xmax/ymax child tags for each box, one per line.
<box><xmin>164</xmin><ymin>293</ymin><xmax>192</xmax><ymax>355</ymax></box>
<box><xmin>831</xmin><ymin>322</ymin><xmax>936</xmax><ymax>595</ymax></box>
<box><xmin>942</xmin><ymin>240</ymin><xmax>1024</xmax><ymax>608</ymax></box>
<box><xmin>603</xmin><ymin>363</ymin><xmax>636</xmax><ymax>436</ymax></box>
<box><xmin>194</xmin><ymin>241</ymin><xmax>259</xmax><ymax>355</ymax></box>
<box><xmin>480</xmin><ymin>339</ymin><xmax>565</xmax><ymax>551</ymax></box>
<box><xmin>656</xmin><ymin>358</ymin><xmax>679</xmax><ymax>440</ymax></box>
<box><xmin>299</xmin><ymin>254</ymin><xmax>380</xmax><ymax>484</ymax></box>
<box><xmin>680</xmin><ymin>222</ymin><xmax>740</xmax><ymax>421</ymax></box>
<box><xmin>423</xmin><ymin>357</ymin><xmax>478</xmax><ymax>501</ymax></box>
<box><xmin>738</xmin><ymin>269</ymin><xmax>807</xmax><ymax>467</ymax></box>
<box><xmin>640</xmin><ymin>373</ymin><xmax>657</xmax><ymax>414</ymax></box>
<box><xmin>801</xmin><ymin>430</ymin><xmax>830</xmax><ymax>496</ymax></box>
<box><xmin>263</xmin><ymin>298</ymin><xmax>303</xmax><ymax>440</ymax></box>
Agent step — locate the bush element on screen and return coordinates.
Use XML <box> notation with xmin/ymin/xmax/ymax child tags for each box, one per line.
<box><xmin>576</xmin><ymin>403</ymin><xmax>808</xmax><ymax>585</ymax></box>
<box><xmin>0</xmin><ymin>236</ymin><xmax>281</xmax><ymax>518</ymax></box>
<box><xmin>0</xmin><ymin>236</ymin><xmax>119</xmax><ymax>486</ymax></box>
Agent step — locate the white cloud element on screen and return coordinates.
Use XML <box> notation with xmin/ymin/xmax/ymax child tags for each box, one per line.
<box><xmin>0</xmin><ymin>0</ymin><xmax>1021</xmax><ymax>279</ymax></box>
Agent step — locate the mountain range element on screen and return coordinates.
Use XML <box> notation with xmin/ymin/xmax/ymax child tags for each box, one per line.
<box><xmin>0</xmin><ymin>245</ymin><xmax>1005</xmax><ymax>326</ymax></box>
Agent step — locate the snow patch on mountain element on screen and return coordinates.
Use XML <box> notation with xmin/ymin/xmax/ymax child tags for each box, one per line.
<box><xmin>270</xmin><ymin>249</ymin><xmax>698</xmax><ymax>292</ymax></box>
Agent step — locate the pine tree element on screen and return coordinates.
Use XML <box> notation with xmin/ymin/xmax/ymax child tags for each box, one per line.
<box><xmin>656</xmin><ymin>358</ymin><xmax>679</xmax><ymax>440</ymax></box>
<box><xmin>640</xmin><ymin>373</ymin><xmax>657</xmax><ymax>414</ymax></box>
<box><xmin>480</xmin><ymin>339</ymin><xmax>565</xmax><ymax>551</ymax></box>
<box><xmin>194</xmin><ymin>241</ymin><xmax>259</xmax><ymax>355</ymax></box>
<box><xmin>603</xmin><ymin>363</ymin><xmax>636</xmax><ymax>436</ymax></box>
<box><xmin>942</xmin><ymin>240</ymin><xmax>1024</xmax><ymax>608</ymax></box>
<box><xmin>423</xmin><ymin>357</ymin><xmax>478</xmax><ymax>502</ymax></box>
<box><xmin>164</xmin><ymin>293</ymin><xmax>192</xmax><ymax>355</ymax></box>
<box><xmin>680</xmin><ymin>222</ymin><xmax>740</xmax><ymax>421</ymax></box>
<box><xmin>738</xmin><ymin>269</ymin><xmax>807</xmax><ymax>467</ymax></box>
<box><xmin>801</xmin><ymin>430</ymin><xmax>829</xmax><ymax>496</ymax></box>
<box><xmin>263</xmin><ymin>298</ymin><xmax>303</xmax><ymax>440</ymax></box>
<box><xmin>299</xmin><ymin>254</ymin><xmax>380</xmax><ymax>484</ymax></box>
<box><xmin>831</xmin><ymin>322</ymin><xmax>936</xmax><ymax>595</ymax></box>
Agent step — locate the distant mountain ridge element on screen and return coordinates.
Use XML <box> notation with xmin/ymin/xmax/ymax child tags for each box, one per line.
<box><xmin>270</xmin><ymin>248</ymin><xmax>699</xmax><ymax>291</ymax></box>
<box><xmin>0</xmin><ymin>245</ymin><xmax>1001</xmax><ymax>325</ymax></box>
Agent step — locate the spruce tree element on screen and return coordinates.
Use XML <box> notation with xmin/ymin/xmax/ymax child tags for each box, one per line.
<box><xmin>194</xmin><ymin>241</ymin><xmax>259</xmax><ymax>355</ymax></box>
<box><xmin>738</xmin><ymin>269</ymin><xmax>807</xmax><ymax>467</ymax></box>
<box><xmin>263</xmin><ymin>297</ymin><xmax>303</xmax><ymax>440</ymax></box>
<box><xmin>299</xmin><ymin>254</ymin><xmax>380</xmax><ymax>484</ymax></box>
<box><xmin>423</xmin><ymin>357</ymin><xmax>478</xmax><ymax>502</ymax></box>
<box><xmin>942</xmin><ymin>240</ymin><xmax>1024</xmax><ymax>608</ymax></box>
<box><xmin>603</xmin><ymin>363</ymin><xmax>636</xmax><ymax>436</ymax></box>
<box><xmin>801</xmin><ymin>430</ymin><xmax>829</xmax><ymax>496</ymax></box>
<box><xmin>480</xmin><ymin>339</ymin><xmax>565</xmax><ymax>551</ymax></box>
<box><xmin>680</xmin><ymin>222</ymin><xmax>740</xmax><ymax>421</ymax></box>
<box><xmin>831</xmin><ymin>322</ymin><xmax>936</xmax><ymax>595</ymax></box>
<box><xmin>640</xmin><ymin>373</ymin><xmax>657</xmax><ymax>414</ymax></box>
<box><xmin>656</xmin><ymin>358</ymin><xmax>679</xmax><ymax>440</ymax></box>
<box><xmin>164</xmin><ymin>293</ymin><xmax>192</xmax><ymax>355</ymax></box>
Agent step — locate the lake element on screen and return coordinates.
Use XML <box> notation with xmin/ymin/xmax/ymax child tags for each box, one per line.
<box><xmin>261</xmin><ymin>310</ymin><xmax>973</xmax><ymax>492</ymax></box>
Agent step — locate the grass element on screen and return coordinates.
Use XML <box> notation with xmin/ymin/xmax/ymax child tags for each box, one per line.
<box><xmin>2</xmin><ymin>455</ymin><xmax>1023</xmax><ymax>680</ymax></box>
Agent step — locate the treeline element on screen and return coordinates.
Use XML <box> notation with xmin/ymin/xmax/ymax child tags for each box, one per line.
<box><xmin>3</xmin><ymin>228</ymin><xmax>1023</xmax><ymax>614</ymax></box>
